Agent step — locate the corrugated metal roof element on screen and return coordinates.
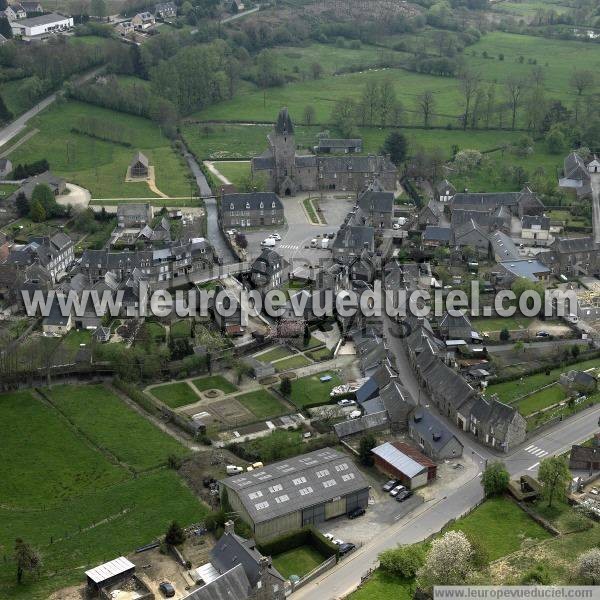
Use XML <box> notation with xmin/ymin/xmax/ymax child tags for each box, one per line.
<box><xmin>371</xmin><ymin>442</ymin><xmax>426</xmax><ymax>478</ymax></box>
<box><xmin>85</xmin><ymin>557</ymin><xmax>135</xmax><ymax>584</ymax></box>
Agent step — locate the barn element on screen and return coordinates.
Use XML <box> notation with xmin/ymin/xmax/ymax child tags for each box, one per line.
<box><xmin>371</xmin><ymin>441</ymin><xmax>437</xmax><ymax>489</ymax></box>
<box><xmin>219</xmin><ymin>448</ymin><xmax>369</xmax><ymax>541</ymax></box>
<box><xmin>85</xmin><ymin>557</ymin><xmax>135</xmax><ymax>592</ymax></box>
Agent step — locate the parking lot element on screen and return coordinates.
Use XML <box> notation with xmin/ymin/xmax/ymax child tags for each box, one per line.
<box><xmin>242</xmin><ymin>193</ymin><xmax>357</xmax><ymax>275</ymax></box>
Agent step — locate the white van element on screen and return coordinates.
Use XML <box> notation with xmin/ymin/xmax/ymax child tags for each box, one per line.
<box><xmin>261</xmin><ymin>238</ymin><xmax>276</xmax><ymax>247</ymax></box>
<box><xmin>226</xmin><ymin>465</ymin><xmax>243</xmax><ymax>475</ymax></box>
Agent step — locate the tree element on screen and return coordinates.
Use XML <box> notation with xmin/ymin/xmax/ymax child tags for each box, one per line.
<box><xmin>538</xmin><ymin>456</ymin><xmax>570</xmax><ymax>508</ymax></box>
<box><xmin>379</xmin><ymin>544</ymin><xmax>425</xmax><ymax>578</ymax></box>
<box><xmin>280</xmin><ymin>376</ymin><xmax>292</xmax><ymax>396</ymax></box>
<box><xmin>0</xmin><ymin>94</ymin><xmax>12</xmax><ymax>125</ymax></box>
<box><xmin>30</xmin><ymin>199</ymin><xmax>46</xmax><ymax>223</ymax></box>
<box><xmin>513</xmin><ymin>341</ymin><xmax>525</xmax><ymax>353</ymax></box>
<box><xmin>234</xmin><ymin>232</ymin><xmax>247</xmax><ymax>249</ymax></box>
<box><xmin>576</xmin><ymin>548</ymin><xmax>600</xmax><ymax>584</ymax></box>
<box><xmin>505</xmin><ymin>76</ymin><xmax>526</xmax><ymax>130</ymax></box>
<box><xmin>331</xmin><ymin>98</ymin><xmax>357</xmax><ymax>138</ymax></box>
<box><xmin>417</xmin><ymin>90</ymin><xmax>435</xmax><ymax>128</ymax></box>
<box><xmin>14</xmin><ymin>538</ymin><xmax>41</xmax><ymax>584</ymax></box>
<box><xmin>499</xmin><ymin>328</ymin><xmax>510</xmax><ymax>342</ymax></box>
<box><xmin>382</xmin><ymin>131</ymin><xmax>407</xmax><ymax>165</ymax></box>
<box><xmin>31</xmin><ymin>184</ymin><xmax>57</xmax><ymax>217</ymax></box>
<box><xmin>15</xmin><ymin>193</ymin><xmax>29</xmax><ymax>218</ymax></box>
<box><xmin>0</xmin><ymin>17</ymin><xmax>12</xmax><ymax>39</ymax></box>
<box><xmin>546</xmin><ymin>126</ymin><xmax>566</xmax><ymax>154</ymax></box>
<box><xmin>481</xmin><ymin>461</ymin><xmax>509</xmax><ymax>496</ymax></box>
<box><xmin>310</xmin><ymin>62</ymin><xmax>323</xmax><ymax>80</ymax></box>
<box><xmin>165</xmin><ymin>521</ymin><xmax>185</xmax><ymax>546</ymax></box>
<box><xmin>459</xmin><ymin>69</ymin><xmax>481</xmax><ymax>130</ymax></box>
<box><xmin>358</xmin><ymin>433</ymin><xmax>376</xmax><ymax>466</ymax></box>
<box><xmin>571</xmin><ymin>344</ymin><xmax>581</xmax><ymax>358</ymax></box>
<box><xmin>418</xmin><ymin>531</ymin><xmax>472</xmax><ymax>587</ymax></box>
<box><xmin>90</xmin><ymin>0</ymin><xmax>106</xmax><ymax>17</ymax></box>
<box><xmin>569</xmin><ymin>70</ymin><xmax>595</xmax><ymax>97</ymax></box>
<box><xmin>303</xmin><ymin>104</ymin><xmax>316</xmax><ymax>126</ymax></box>
<box><xmin>511</xmin><ymin>277</ymin><xmax>544</xmax><ymax>310</ymax></box>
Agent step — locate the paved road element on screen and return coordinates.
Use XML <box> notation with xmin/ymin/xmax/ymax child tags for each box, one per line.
<box><xmin>0</xmin><ymin>67</ymin><xmax>104</xmax><ymax>149</ymax></box>
<box><xmin>294</xmin><ymin>314</ymin><xmax>600</xmax><ymax>600</ymax></box>
<box><xmin>221</xmin><ymin>5</ymin><xmax>260</xmax><ymax>23</ymax></box>
<box><xmin>591</xmin><ymin>172</ymin><xmax>600</xmax><ymax>244</ymax></box>
<box><xmin>182</xmin><ymin>148</ymin><xmax>236</xmax><ymax>264</ymax></box>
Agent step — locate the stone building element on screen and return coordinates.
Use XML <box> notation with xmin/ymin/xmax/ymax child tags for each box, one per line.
<box><xmin>251</xmin><ymin>108</ymin><xmax>396</xmax><ymax>196</ymax></box>
<box><xmin>221</xmin><ymin>192</ymin><xmax>284</xmax><ymax>229</ymax></box>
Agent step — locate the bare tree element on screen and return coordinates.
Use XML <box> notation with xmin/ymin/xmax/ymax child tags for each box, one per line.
<box><xmin>303</xmin><ymin>105</ymin><xmax>316</xmax><ymax>126</ymax></box>
<box><xmin>417</xmin><ymin>90</ymin><xmax>435</xmax><ymax>128</ymax></box>
<box><xmin>570</xmin><ymin>69</ymin><xmax>595</xmax><ymax>96</ymax></box>
<box><xmin>458</xmin><ymin>69</ymin><xmax>481</xmax><ymax>130</ymax></box>
<box><xmin>505</xmin><ymin>76</ymin><xmax>526</xmax><ymax>130</ymax></box>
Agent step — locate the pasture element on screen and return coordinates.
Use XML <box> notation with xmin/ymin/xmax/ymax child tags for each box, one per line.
<box><xmin>0</xmin><ymin>389</ymin><xmax>206</xmax><ymax>600</ymax></box>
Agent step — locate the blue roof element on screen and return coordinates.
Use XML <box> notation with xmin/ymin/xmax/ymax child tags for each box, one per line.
<box><xmin>500</xmin><ymin>259</ymin><xmax>550</xmax><ymax>281</ymax></box>
<box><xmin>355</xmin><ymin>376</ymin><xmax>379</xmax><ymax>404</ymax></box>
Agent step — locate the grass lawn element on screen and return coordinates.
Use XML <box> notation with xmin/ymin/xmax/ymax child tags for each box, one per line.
<box><xmin>0</xmin><ymin>183</ymin><xmax>19</xmax><ymax>199</ymax></box>
<box><xmin>515</xmin><ymin>384</ymin><xmax>567</xmax><ymax>417</ymax></box>
<box><xmin>274</xmin><ymin>354</ymin><xmax>312</xmax><ymax>372</ymax></box>
<box><xmin>472</xmin><ymin>316</ymin><xmax>533</xmax><ymax>332</ymax></box>
<box><xmin>486</xmin><ymin>356</ymin><xmax>600</xmax><ymax>403</ymax></box>
<box><xmin>58</xmin><ymin>328</ymin><xmax>93</xmax><ymax>360</ymax></box>
<box><xmin>47</xmin><ymin>384</ymin><xmax>189</xmax><ymax>470</ymax></box>
<box><xmin>9</xmin><ymin>100</ymin><xmax>191</xmax><ymax>199</ymax></box>
<box><xmin>0</xmin><ymin>390</ymin><xmax>207</xmax><ymax>599</ymax></box>
<box><xmin>235</xmin><ymin>390</ymin><xmax>288</xmax><ymax>420</ymax></box>
<box><xmin>170</xmin><ymin>319</ymin><xmax>192</xmax><ymax>339</ymax></box>
<box><xmin>191</xmin><ymin>374</ymin><xmax>238</xmax><ymax>393</ymax></box>
<box><xmin>449</xmin><ymin>496</ymin><xmax>551</xmax><ymax>560</ymax></box>
<box><xmin>233</xmin><ymin>429</ymin><xmax>307</xmax><ymax>462</ymax></box>
<box><xmin>308</xmin><ymin>347</ymin><xmax>333</xmax><ymax>361</ymax></box>
<box><xmin>272</xmin><ymin>545</ymin><xmax>326</xmax><ymax>579</ymax></box>
<box><xmin>145</xmin><ymin>321</ymin><xmax>166</xmax><ymax>342</ymax></box>
<box><xmin>303</xmin><ymin>197</ymin><xmax>319</xmax><ymax>223</ymax></box>
<box><xmin>289</xmin><ymin>371</ymin><xmax>342</xmax><ymax>408</ymax></box>
<box><xmin>151</xmin><ymin>381</ymin><xmax>199</xmax><ymax>409</ymax></box>
<box><xmin>349</xmin><ymin>571</ymin><xmax>414</xmax><ymax>600</ymax></box>
<box><xmin>211</xmin><ymin>161</ymin><xmax>251</xmax><ymax>187</ymax></box>
<box><xmin>256</xmin><ymin>345</ymin><xmax>295</xmax><ymax>362</ymax></box>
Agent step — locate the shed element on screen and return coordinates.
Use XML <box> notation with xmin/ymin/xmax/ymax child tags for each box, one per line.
<box><xmin>371</xmin><ymin>441</ymin><xmax>436</xmax><ymax>489</ymax></box>
<box><xmin>85</xmin><ymin>556</ymin><xmax>135</xmax><ymax>591</ymax></box>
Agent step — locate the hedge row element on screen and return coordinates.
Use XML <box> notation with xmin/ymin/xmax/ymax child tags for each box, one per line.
<box><xmin>113</xmin><ymin>377</ymin><xmax>159</xmax><ymax>415</ymax></box>
<box><xmin>257</xmin><ymin>526</ymin><xmax>338</xmax><ymax>559</ymax></box>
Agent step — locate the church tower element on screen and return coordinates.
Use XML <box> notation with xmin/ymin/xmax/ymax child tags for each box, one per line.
<box><xmin>268</xmin><ymin>107</ymin><xmax>297</xmax><ymax>195</ymax></box>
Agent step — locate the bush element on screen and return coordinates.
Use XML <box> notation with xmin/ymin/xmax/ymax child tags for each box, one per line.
<box><xmin>481</xmin><ymin>462</ymin><xmax>509</xmax><ymax>497</ymax></box>
<box><xmin>379</xmin><ymin>545</ymin><xmax>425</xmax><ymax>578</ymax></box>
<box><xmin>280</xmin><ymin>376</ymin><xmax>292</xmax><ymax>396</ymax></box>
<box><xmin>165</xmin><ymin>521</ymin><xmax>185</xmax><ymax>545</ymax></box>
<box><xmin>520</xmin><ymin>562</ymin><xmax>552</xmax><ymax>584</ymax></box>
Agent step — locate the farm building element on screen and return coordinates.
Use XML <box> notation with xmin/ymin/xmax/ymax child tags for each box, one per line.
<box><xmin>371</xmin><ymin>441</ymin><xmax>437</xmax><ymax>489</ymax></box>
<box><xmin>219</xmin><ymin>448</ymin><xmax>369</xmax><ymax>541</ymax></box>
<box><xmin>85</xmin><ymin>556</ymin><xmax>135</xmax><ymax>592</ymax></box>
<box><xmin>10</xmin><ymin>12</ymin><xmax>73</xmax><ymax>37</ymax></box>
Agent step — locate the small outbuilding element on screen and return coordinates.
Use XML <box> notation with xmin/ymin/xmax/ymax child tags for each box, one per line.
<box><xmin>85</xmin><ymin>556</ymin><xmax>136</xmax><ymax>592</ymax></box>
<box><xmin>130</xmin><ymin>151</ymin><xmax>149</xmax><ymax>178</ymax></box>
<box><xmin>371</xmin><ymin>441</ymin><xmax>436</xmax><ymax>489</ymax></box>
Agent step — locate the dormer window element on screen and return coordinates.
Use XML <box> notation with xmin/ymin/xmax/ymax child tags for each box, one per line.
<box><xmin>259</xmin><ymin>202</ymin><xmax>264</xmax><ymax>209</ymax></box>
<box><xmin>271</xmin><ymin>202</ymin><xmax>276</xmax><ymax>208</ymax></box>
<box><xmin>230</xmin><ymin>203</ymin><xmax>234</xmax><ymax>210</ymax></box>
<box><xmin>246</xmin><ymin>202</ymin><xmax>250</xmax><ymax>209</ymax></box>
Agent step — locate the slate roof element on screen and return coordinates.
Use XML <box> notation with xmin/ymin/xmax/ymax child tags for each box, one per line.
<box><xmin>131</xmin><ymin>151</ymin><xmax>149</xmax><ymax>167</ymax></box>
<box><xmin>275</xmin><ymin>107</ymin><xmax>294</xmax><ymax>135</ymax></box>
<box><xmin>224</xmin><ymin>192</ymin><xmax>283</xmax><ymax>211</ymax></box>
<box><xmin>317</xmin><ymin>138</ymin><xmax>362</xmax><ymax>149</ymax></box>
<box><xmin>522</xmin><ymin>215</ymin><xmax>550</xmax><ymax>230</ymax></box>
<box><xmin>182</xmin><ymin>564</ymin><xmax>251</xmax><ymax>600</ymax></box>
<box><xmin>550</xmin><ymin>237</ymin><xmax>598</xmax><ymax>254</ymax></box>
<box><xmin>569</xmin><ymin>444</ymin><xmax>600</xmax><ymax>467</ymax></box>
<box><xmin>379</xmin><ymin>380</ymin><xmax>416</xmax><ymax>423</ymax></box>
<box><xmin>317</xmin><ymin>155</ymin><xmax>395</xmax><ymax>174</ymax></box>
<box><xmin>252</xmin><ymin>152</ymin><xmax>275</xmax><ymax>170</ymax></box>
<box><xmin>117</xmin><ymin>203</ymin><xmax>152</xmax><ymax>218</ymax></box>
<box><xmin>355</xmin><ymin>363</ymin><xmax>396</xmax><ymax>404</ymax></box>
<box><xmin>334</xmin><ymin>411</ymin><xmax>389</xmax><ymax>438</ymax></box>
<box><xmin>358</xmin><ymin>190</ymin><xmax>394</xmax><ymax>214</ymax></box>
<box><xmin>452</xmin><ymin>191</ymin><xmax>519</xmax><ymax>210</ymax></box>
<box><xmin>489</xmin><ymin>230</ymin><xmax>520</xmax><ymax>260</ymax></box>
<box><xmin>410</xmin><ymin>408</ymin><xmax>463</xmax><ymax>454</ymax></box>
<box><xmin>436</xmin><ymin>179</ymin><xmax>456</xmax><ymax>195</ymax></box>
<box><xmin>220</xmin><ymin>448</ymin><xmax>368</xmax><ymax>524</ymax></box>
<box><xmin>210</xmin><ymin>531</ymin><xmax>283</xmax><ymax>588</ymax></box>
<box><xmin>251</xmin><ymin>248</ymin><xmax>287</xmax><ymax>279</ymax></box>
<box><xmin>423</xmin><ymin>226</ymin><xmax>451</xmax><ymax>242</ymax></box>
<box><xmin>19</xmin><ymin>171</ymin><xmax>64</xmax><ymax>199</ymax></box>
<box><xmin>470</xmin><ymin>395</ymin><xmax>521</xmax><ymax>439</ymax></box>
<box><xmin>43</xmin><ymin>298</ymin><xmax>70</xmax><ymax>326</ymax></box>
<box><xmin>499</xmin><ymin>259</ymin><xmax>550</xmax><ymax>281</ymax></box>
<box><xmin>564</xmin><ymin>151</ymin><xmax>590</xmax><ymax>181</ymax></box>
<box><xmin>439</xmin><ymin>311</ymin><xmax>473</xmax><ymax>336</ymax></box>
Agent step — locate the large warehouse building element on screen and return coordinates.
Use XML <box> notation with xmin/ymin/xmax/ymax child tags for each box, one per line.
<box><xmin>219</xmin><ymin>448</ymin><xmax>370</xmax><ymax>541</ymax></box>
<box><xmin>10</xmin><ymin>13</ymin><xmax>73</xmax><ymax>38</ymax></box>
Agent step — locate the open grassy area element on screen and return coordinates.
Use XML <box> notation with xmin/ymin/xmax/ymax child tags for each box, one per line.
<box><xmin>274</xmin><ymin>354</ymin><xmax>312</xmax><ymax>372</ymax></box>
<box><xmin>235</xmin><ymin>389</ymin><xmax>288</xmax><ymax>420</ymax></box>
<box><xmin>256</xmin><ymin>345</ymin><xmax>295</xmax><ymax>363</ymax></box>
<box><xmin>170</xmin><ymin>319</ymin><xmax>192</xmax><ymax>339</ymax></box>
<box><xmin>515</xmin><ymin>383</ymin><xmax>567</xmax><ymax>417</ymax></box>
<box><xmin>0</xmin><ymin>183</ymin><xmax>19</xmax><ymax>199</ymax></box>
<box><xmin>9</xmin><ymin>100</ymin><xmax>191</xmax><ymax>199</ymax></box>
<box><xmin>486</xmin><ymin>356</ymin><xmax>600</xmax><ymax>403</ymax></box>
<box><xmin>308</xmin><ymin>347</ymin><xmax>333</xmax><ymax>361</ymax></box>
<box><xmin>46</xmin><ymin>384</ymin><xmax>189</xmax><ymax>470</ymax></box>
<box><xmin>232</xmin><ymin>429</ymin><xmax>308</xmax><ymax>462</ymax></box>
<box><xmin>349</xmin><ymin>571</ymin><xmax>414</xmax><ymax>600</ymax></box>
<box><xmin>449</xmin><ymin>496</ymin><xmax>551</xmax><ymax>560</ymax></box>
<box><xmin>151</xmin><ymin>381</ymin><xmax>199</xmax><ymax>409</ymax></box>
<box><xmin>146</xmin><ymin>321</ymin><xmax>166</xmax><ymax>343</ymax></box>
<box><xmin>58</xmin><ymin>328</ymin><xmax>93</xmax><ymax>361</ymax></box>
<box><xmin>472</xmin><ymin>316</ymin><xmax>533</xmax><ymax>332</ymax></box>
<box><xmin>191</xmin><ymin>374</ymin><xmax>238</xmax><ymax>393</ymax></box>
<box><xmin>211</xmin><ymin>161</ymin><xmax>251</xmax><ymax>187</ymax></box>
<box><xmin>0</xmin><ymin>389</ymin><xmax>207</xmax><ymax>600</ymax></box>
<box><xmin>272</xmin><ymin>545</ymin><xmax>326</xmax><ymax>579</ymax></box>
<box><xmin>289</xmin><ymin>370</ymin><xmax>342</xmax><ymax>408</ymax></box>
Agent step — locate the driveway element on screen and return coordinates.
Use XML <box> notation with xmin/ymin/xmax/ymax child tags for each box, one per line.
<box><xmin>59</xmin><ymin>183</ymin><xmax>91</xmax><ymax>210</ymax></box>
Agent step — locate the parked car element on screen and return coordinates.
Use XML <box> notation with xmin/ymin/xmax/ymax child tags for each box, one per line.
<box><xmin>338</xmin><ymin>542</ymin><xmax>356</xmax><ymax>556</ymax></box>
<box><xmin>226</xmin><ymin>465</ymin><xmax>243</xmax><ymax>475</ymax></box>
<box><xmin>261</xmin><ymin>238</ymin><xmax>276</xmax><ymax>247</ymax></box>
<box><xmin>536</xmin><ymin>330</ymin><xmax>550</xmax><ymax>337</ymax></box>
<box><xmin>348</xmin><ymin>410</ymin><xmax>362</xmax><ymax>419</ymax></box>
<box><xmin>396</xmin><ymin>490</ymin><xmax>413</xmax><ymax>502</ymax></box>
<box><xmin>333</xmin><ymin>538</ymin><xmax>344</xmax><ymax>546</ymax></box>
<box><xmin>382</xmin><ymin>479</ymin><xmax>398</xmax><ymax>492</ymax></box>
<box><xmin>323</xmin><ymin>533</ymin><xmax>335</xmax><ymax>541</ymax></box>
<box><xmin>337</xmin><ymin>398</ymin><xmax>355</xmax><ymax>406</ymax></box>
<box><xmin>159</xmin><ymin>582</ymin><xmax>175</xmax><ymax>598</ymax></box>
<box><xmin>348</xmin><ymin>507</ymin><xmax>365</xmax><ymax>519</ymax></box>
<box><xmin>269</xmin><ymin>233</ymin><xmax>282</xmax><ymax>241</ymax></box>
<box><xmin>390</xmin><ymin>484</ymin><xmax>405</xmax><ymax>497</ymax></box>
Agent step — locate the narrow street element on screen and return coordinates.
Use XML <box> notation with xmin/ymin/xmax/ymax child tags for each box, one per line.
<box><xmin>591</xmin><ymin>172</ymin><xmax>600</xmax><ymax>244</ymax></box>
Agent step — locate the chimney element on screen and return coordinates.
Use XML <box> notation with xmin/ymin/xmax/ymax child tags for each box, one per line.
<box><xmin>224</xmin><ymin>520</ymin><xmax>235</xmax><ymax>535</ymax></box>
<box><xmin>432</xmin><ymin>430</ymin><xmax>442</xmax><ymax>441</ymax></box>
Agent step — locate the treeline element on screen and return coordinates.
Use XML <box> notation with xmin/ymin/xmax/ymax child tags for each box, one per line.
<box><xmin>72</xmin><ymin>116</ymin><xmax>134</xmax><ymax>147</ymax></box>
<box><xmin>10</xmin><ymin>160</ymin><xmax>49</xmax><ymax>180</ymax></box>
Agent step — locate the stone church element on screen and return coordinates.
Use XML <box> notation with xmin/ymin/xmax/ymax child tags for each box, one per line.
<box><xmin>251</xmin><ymin>108</ymin><xmax>397</xmax><ymax>196</ymax></box>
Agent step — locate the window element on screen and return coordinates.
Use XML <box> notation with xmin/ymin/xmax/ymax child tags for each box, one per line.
<box><xmin>322</xmin><ymin>479</ymin><xmax>337</xmax><ymax>488</ymax></box>
<box><xmin>245</xmin><ymin>202</ymin><xmax>250</xmax><ymax>209</ymax></box>
<box><xmin>259</xmin><ymin>202</ymin><xmax>264</xmax><ymax>209</ymax></box>
<box><xmin>271</xmin><ymin>201</ymin><xmax>276</xmax><ymax>208</ymax></box>
<box><xmin>275</xmin><ymin>494</ymin><xmax>289</xmax><ymax>504</ymax></box>
<box><xmin>316</xmin><ymin>469</ymin><xmax>330</xmax><ymax>478</ymax></box>
<box><xmin>268</xmin><ymin>484</ymin><xmax>283</xmax><ymax>493</ymax></box>
<box><xmin>299</xmin><ymin>486</ymin><xmax>313</xmax><ymax>496</ymax></box>
<box><xmin>342</xmin><ymin>473</ymin><xmax>355</xmax><ymax>482</ymax></box>
<box><xmin>248</xmin><ymin>491</ymin><xmax>263</xmax><ymax>500</ymax></box>
<box><xmin>255</xmin><ymin>501</ymin><xmax>269</xmax><ymax>510</ymax></box>
<box><xmin>292</xmin><ymin>476</ymin><xmax>307</xmax><ymax>486</ymax></box>
<box><xmin>230</xmin><ymin>203</ymin><xmax>234</xmax><ymax>210</ymax></box>
<box><xmin>334</xmin><ymin>463</ymin><xmax>349</xmax><ymax>472</ymax></box>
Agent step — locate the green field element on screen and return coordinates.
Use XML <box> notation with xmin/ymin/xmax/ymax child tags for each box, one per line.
<box><xmin>46</xmin><ymin>384</ymin><xmax>189</xmax><ymax>470</ymax></box>
<box><xmin>449</xmin><ymin>496</ymin><xmax>551</xmax><ymax>560</ymax></box>
<box><xmin>472</xmin><ymin>316</ymin><xmax>533</xmax><ymax>332</ymax></box>
<box><xmin>235</xmin><ymin>389</ymin><xmax>288</xmax><ymax>420</ymax></box>
<box><xmin>212</xmin><ymin>161</ymin><xmax>251</xmax><ymax>187</ymax></box>
<box><xmin>272</xmin><ymin>545</ymin><xmax>326</xmax><ymax>579</ymax></box>
<box><xmin>350</xmin><ymin>571</ymin><xmax>414</xmax><ymax>600</ymax></box>
<box><xmin>0</xmin><ymin>390</ymin><xmax>206</xmax><ymax>599</ymax></box>
<box><xmin>515</xmin><ymin>383</ymin><xmax>567</xmax><ymax>416</ymax></box>
<box><xmin>256</xmin><ymin>345</ymin><xmax>295</xmax><ymax>362</ymax></box>
<box><xmin>191</xmin><ymin>374</ymin><xmax>238</xmax><ymax>393</ymax></box>
<box><xmin>274</xmin><ymin>354</ymin><xmax>312</xmax><ymax>372</ymax></box>
<box><xmin>289</xmin><ymin>370</ymin><xmax>342</xmax><ymax>407</ymax></box>
<box><xmin>151</xmin><ymin>381</ymin><xmax>199</xmax><ymax>409</ymax></box>
<box><xmin>58</xmin><ymin>328</ymin><xmax>93</xmax><ymax>361</ymax></box>
<box><xmin>9</xmin><ymin>100</ymin><xmax>191</xmax><ymax>199</ymax></box>
<box><xmin>170</xmin><ymin>319</ymin><xmax>192</xmax><ymax>338</ymax></box>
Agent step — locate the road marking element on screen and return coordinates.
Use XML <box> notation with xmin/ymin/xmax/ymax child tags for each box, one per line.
<box><xmin>525</xmin><ymin>444</ymin><xmax>535</xmax><ymax>451</ymax></box>
<box><xmin>477</xmin><ymin>472</ymin><xmax>482</xmax><ymax>477</ymax></box>
<box><xmin>526</xmin><ymin>445</ymin><xmax>548</xmax><ymax>457</ymax></box>
<box><xmin>527</xmin><ymin>462</ymin><xmax>540</xmax><ymax>471</ymax></box>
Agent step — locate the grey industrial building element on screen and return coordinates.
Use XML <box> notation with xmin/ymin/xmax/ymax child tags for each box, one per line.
<box><xmin>220</xmin><ymin>448</ymin><xmax>369</xmax><ymax>541</ymax></box>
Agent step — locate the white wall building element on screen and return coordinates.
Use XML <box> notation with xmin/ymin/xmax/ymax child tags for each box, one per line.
<box><xmin>10</xmin><ymin>12</ymin><xmax>73</xmax><ymax>37</ymax></box>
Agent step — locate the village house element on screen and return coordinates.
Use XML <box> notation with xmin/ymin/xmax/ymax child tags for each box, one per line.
<box><xmin>18</xmin><ymin>171</ymin><xmax>66</xmax><ymax>200</ymax></box>
<box><xmin>409</xmin><ymin>409</ymin><xmax>464</xmax><ymax>460</ymax></box>
<box><xmin>42</xmin><ymin>297</ymin><xmax>73</xmax><ymax>336</ymax></box>
<box><xmin>559</xmin><ymin>370</ymin><xmax>597</xmax><ymax>395</ymax></box>
<box><xmin>495</xmin><ymin>259</ymin><xmax>551</xmax><ymax>285</ymax></box>
<box><xmin>21</xmin><ymin>1</ymin><xmax>43</xmax><ymax>12</ymax></box>
<box><xmin>422</xmin><ymin>225</ymin><xmax>451</xmax><ymax>247</ymax></box>
<box><xmin>154</xmin><ymin>1</ymin><xmax>176</xmax><ymax>18</ymax></box>
<box><xmin>315</xmin><ymin>138</ymin><xmax>363</xmax><ymax>154</ymax></box>
<box><xmin>117</xmin><ymin>203</ymin><xmax>153</xmax><ymax>228</ymax></box>
<box><xmin>131</xmin><ymin>11</ymin><xmax>155</xmax><ymax>29</ymax></box>
<box><xmin>539</xmin><ymin>237</ymin><xmax>600</xmax><ymax>277</ymax></box>
<box><xmin>451</xmin><ymin>205</ymin><xmax>511</xmax><ymax>233</ymax></box>
<box><xmin>418</xmin><ymin>199</ymin><xmax>442</xmax><ymax>228</ymax></box>
<box><xmin>469</xmin><ymin>395</ymin><xmax>527</xmax><ymax>452</ymax></box>
<box><xmin>451</xmin><ymin>187</ymin><xmax>544</xmax><ymax>218</ymax></box>
<box><xmin>221</xmin><ymin>192</ymin><xmax>284</xmax><ymax>229</ymax></box>
<box><xmin>521</xmin><ymin>215</ymin><xmax>550</xmax><ymax>244</ymax></box>
<box><xmin>452</xmin><ymin>219</ymin><xmax>490</xmax><ymax>256</ymax></box>
<box><xmin>229</xmin><ymin>0</ymin><xmax>244</xmax><ymax>12</ymax></box>
<box><xmin>357</xmin><ymin>190</ymin><xmax>394</xmax><ymax>229</ymax></box>
<box><xmin>4</xmin><ymin>3</ymin><xmax>26</xmax><ymax>19</ymax></box>
<box><xmin>250</xmin><ymin>248</ymin><xmax>289</xmax><ymax>294</ymax></box>
<box><xmin>435</xmin><ymin>179</ymin><xmax>456</xmax><ymax>202</ymax></box>
<box><xmin>559</xmin><ymin>151</ymin><xmax>592</xmax><ymax>197</ymax></box>
<box><xmin>252</xmin><ymin>108</ymin><xmax>396</xmax><ymax>196</ymax></box>
<box><xmin>568</xmin><ymin>440</ymin><xmax>600</xmax><ymax>473</ymax></box>
<box><xmin>438</xmin><ymin>311</ymin><xmax>478</xmax><ymax>341</ymax></box>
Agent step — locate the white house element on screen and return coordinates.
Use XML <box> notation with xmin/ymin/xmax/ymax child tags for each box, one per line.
<box><xmin>10</xmin><ymin>12</ymin><xmax>73</xmax><ymax>37</ymax></box>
